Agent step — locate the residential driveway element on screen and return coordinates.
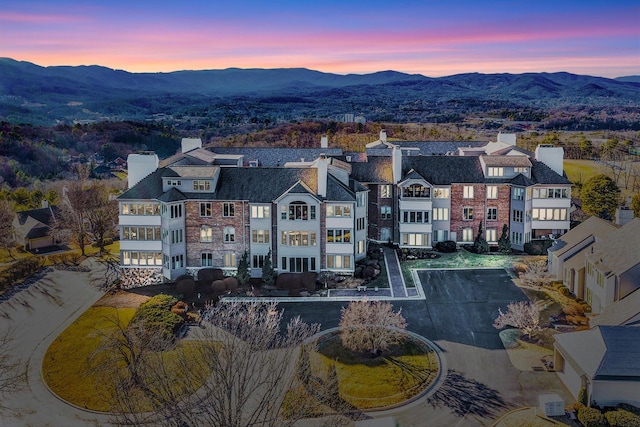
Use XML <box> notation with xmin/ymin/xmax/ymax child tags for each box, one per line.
<box><xmin>281</xmin><ymin>268</ymin><xmax>574</xmax><ymax>427</ymax></box>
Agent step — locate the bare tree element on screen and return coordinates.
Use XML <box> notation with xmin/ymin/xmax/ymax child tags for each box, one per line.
<box><xmin>519</xmin><ymin>259</ymin><xmax>551</xmax><ymax>287</ymax></box>
<box><xmin>84</xmin><ymin>185</ymin><xmax>118</xmax><ymax>254</ymax></box>
<box><xmin>493</xmin><ymin>301</ymin><xmax>543</xmax><ymax>340</ymax></box>
<box><xmin>339</xmin><ymin>299</ymin><xmax>407</xmax><ymax>356</ymax></box>
<box><xmin>0</xmin><ymin>199</ymin><xmax>17</xmax><ymax>260</ymax></box>
<box><xmin>106</xmin><ymin>301</ymin><xmax>322</xmax><ymax>427</ymax></box>
<box><xmin>0</xmin><ymin>328</ymin><xmax>25</xmax><ymax>414</ymax></box>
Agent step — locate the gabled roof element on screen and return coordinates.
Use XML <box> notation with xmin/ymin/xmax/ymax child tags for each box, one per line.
<box><xmin>555</xmin><ymin>326</ymin><xmax>640</xmax><ymax>380</ymax></box>
<box><xmin>402</xmin><ymin>156</ymin><xmax>487</xmax><ymax>185</ymax></box>
<box><xmin>489</xmin><ymin>146</ymin><xmax>534</xmax><ymax>157</ymax></box>
<box><xmin>169</xmin><ymin>165</ymin><xmax>220</xmax><ymax>178</ymax></box>
<box><xmin>400</xmin><ymin>169</ymin><xmax>427</xmax><ymax>183</ymax></box>
<box><xmin>118</xmin><ymin>167</ymin><xmax>174</xmax><ymax>200</ymax></box>
<box><xmin>549</xmin><ymin>216</ymin><xmax>617</xmax><ymax>257</ymax></box>
<box><xmin>325</xmin><ymin>174</ymin><xmax>356</xmax><ymax>202</ymax></box>
<box><xmin>15</xmin><ymin>206</ymin><xmax>57</xmax><ymax>226</ymax></box>
<box><xmin>509</xmin><ymin>174</ymin><xmax>536</xmax><ymax>186</ymax></box>
<box><xmin>592</xmin><ymin>288</ymin><xmax>640</xmax><ymax>327</ymax></box>
<box><xmin>157</xmin><ymin>187</ymin><xmax>188</xmax><ymax>203</ymax></box>
<box><xmin>587</xmin><ymin>218</ymin><xmax>640</xmax><ymax>277</ymax></box>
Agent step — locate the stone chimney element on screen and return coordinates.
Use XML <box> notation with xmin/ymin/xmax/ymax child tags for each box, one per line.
<box><xmin>127</xmin><ymin>151</ymin><xmax>159</xmax><ymax>188</ymax></box>
<box><xmin>317</xmin><ymin>154</ymin><xmax>328</xmax><ymax>198</ymax></box>
<box><xmin>535</xmin><ymin>145</ymin><xmax>564</xmax><ymax>176</ymax></box>
<box><xmin>181</xmin><ymin>138</ymin><xmax>202</xmax><ymax>153</ymax></box>
<box><xmin>320</xmin><ymin>134</ymin><xmax>328</xmax><ymax>148</ymax></box>
<box><xmin>392</xmin><ymin>145</ymin><xmax>402</xmax><ymax>184</ymax></box>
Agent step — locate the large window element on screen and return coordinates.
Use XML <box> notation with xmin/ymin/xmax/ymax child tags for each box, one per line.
<box><xmin>251</xmin><ymin>205</ymin><xmax>270</xmax><ymax>218</ymax></box>
<box><xmin>170</xmin><ymin>204</ymin><xmax>183</xmax><ymax>218</ymax></box>
<box><xmin>200</xmin><ymin>226</ymin><xmax>213</xmax><ymax>243</ymax></box>
<box><xmin>252</xmin><ymin>229</ymin><xmax>270</xmax><ymax>244</ymax></box>
<box><xmin>223</xmin><ymin>202</ymin><xmax>235</xmax><ymax>217</ymax></box>
<box><xmin>171</xmin><ymin>229</ymin><xmax>183</xmax><ymax>244</ymax></box>
<box><xmin>171</xmin><ymin>254</ymin><xmax>184</xmax><ymax>270</ymax></box>
<box><xmin>327</xmin><ymin>255</ymin><xmax>351</xmax><ymax>270</ymax></box>
<box><xmin>402</xmin><ymin>211</ymin><xmax>429</xmax><ymax>223</ymax></box>
<box><xmin>357</xmin><ymin>217</ymin><xmax>366</xmax><ymax>230</ymax></box>
<box><xmin>122</xmin><ymin>226</ymin><xmax>161</xmax><ymax>241</ymax></box>
<box><xmin>486</xmin><ymin>186</ymin><xmax>498</xmax><ymax>199</ymax></box>
<box><xmin>463</xmin><ymin>207</ymin><xmax>474</xmax><ymax>220</ymax></box>
<box><xmin>380</xmin><ymin>185</ymin><xmax>392</xmax><ymax>198</ymax></box>
<box><xmin>532</xmin><ymin>208</ymin><xmax>567</xmax><ymax>221</ymax></box>
<box><xmin>462</xmin><ymin>228</ymin><xmax>474</xmax><ymax>242</ymax></box>
<box><xmin>327</xmin><ymin>205</ymin><xmax>352</xmax><ymax>218</ymax></box>
<box><xmin>121</xmin><ymin>203</ymin><xmax>160</xmax><ymax>215</ymax></box>
<box><xmin>223</xmin><ymin>227</ymin><xmax>235</xmax><ymax>242</ymax></box>
<box><xmin>357</xmin><ymin>240</ymin><xmax>365</xmax><ymax>254</ymax></box>
<box><xmin>327</xmin><ymin>229</ymin><xmax>351</xmax><ymax>243</ymax></box>
<box><xmin>533</xmin><ymin>188</ymin><xmax>569</xmax><ymax>199</ymax></box>
<box><xmin>281</xmin><ymin>202</ymin><xmax>315</xmax><ymax>220</ymax></box>
<box><xmin>486</xmin><ymin>207</ymin><xmax>497</xmax><ymax>221</ymax></box>
<box><xmin>281</xmin><ymin>231</ymin><xmax>316</xmax><ymax>246</ymax></box>
<box><xmin>121</xmin><ymin>251</ymin><xmax>163</xmax><ymax>266</ymax></box>
<box><xmin>253</xmin><ymin>254</ymin><xmax>271</xmax><ymax>269</ymax></box>
<box><xmin>402</xmin><ymin>184</ymin><xmax>430</xmax><ymax>198</ymax></box>
<box><xmin>432</xmin><ymin>208</ymin><xmax>449</xmax><ymax>221</ymax></box>
<box><xmin>200</xmin><ymin>202</ymin><xmax>212</xmax><ymax>217</ymax></box>
<box><xmin>402</xmin><ymin>233</ymin><xmax>428</xmax><ymax>246</ymax></box>
<box><xmin>380</xmin><ymin>206</ymin><xmax>392</xmax><ymax>220</ymax></box>
<box><xmin>463</xmin><ymin>186</ymin><xmax>474</xmax><ymax>199</ymax></box>
<box><xmin>486</xmin><ymin>228</ymin><xmax>497</xmax><ymax>242</ymax></box>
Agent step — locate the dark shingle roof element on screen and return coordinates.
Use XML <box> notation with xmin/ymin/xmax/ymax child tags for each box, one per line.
<box><xmin>531</xmin><ymin>160</ymin><xmax>572</xmax><ymax>185</ymax></box>
<box><xmin>210</xmin><ymin>147</ymin><xmax>343</xmax><ymax>167</ymax></box>
<box><xmin>16</xmin><ymin>206</ymin><xmax>58</xmax><ymax>226</ymax></box>
<box><xmin>118</xmin><ymin>168</ymin><xmax>175</xmax><ymax>200</ymax></box>
<box><xmin>510</xmin><ymin>174</ymin><xmax>536</xmax><ymax>186</ymax></box>
<box><xmin>350</xmin><ymin>156</ymin><xmax>393</xmax><ymax>183</ymax></box>
<box><xmin>402</xmin><ymin>156</ymin><xmax>486</xmax><ymax>185</ymax></box>
<box><xmin>326</xmin><ymin>174</ymin><xmax>356</xmax><ymax>202</ymax></box>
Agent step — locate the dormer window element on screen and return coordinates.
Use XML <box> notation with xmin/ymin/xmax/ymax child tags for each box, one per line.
<box><xmin>167</xmin><ymin>179</ymin><xmax>181</xmax><ymax>186</ymax></box>
<box><xmin>402</xmin><ymin>184</ymin><xmax>430</xmax><ymax>198</ymax></box>
<box><xmin>488</xmin><ymin>167</ymin><xmax>504</xmax><ymax>177</ymax></box>
<box><xmin>193</xmin><ymin>180</ymin><xmax>211</xmax><ymax>191</ymax></box>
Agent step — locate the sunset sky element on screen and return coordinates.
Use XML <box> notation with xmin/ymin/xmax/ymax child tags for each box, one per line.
<box><xmin>2</xmin><ymin>0</ymin><xmax>639</xmax><ymax>78</ymax></box>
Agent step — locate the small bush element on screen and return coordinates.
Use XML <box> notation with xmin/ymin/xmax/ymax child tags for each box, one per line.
<box><xmin>564</xmin><ymin>302</ymin><xmax>585</xmax><ymax>316</ymax></box>
<box><xmin>176</xmin><ymin>276</ymin><xmax>195</xmax><ymax>295</ymax></box>
<box><xmin>617</xmin><ymin>404</ymin><xmax>640</xmax><ymax>417</ymax></box>
<box><xmin>131</xmin><ymin>294</ymin><xmax>183</xmax><ymax>338</ymax></box>
<box><xmin>300</xmin><ymin>272</ymin><xmax>317</xmax><ymax>292</ymax></box>
<box><xmin>198</xmin><ymin>268</ymin><xmax>224</xmax><ymax>282</ymax></box>
<box><xmin>211</xmin><ymin>280</ymin><xmax>225</xmax><ymax>293</ymax></box>
<box><xmin>578</xmin><ymin>406</ymin><xmax>605</xmax><ymax>427</ymax></box>
<box><xmin>223</xmin><ymin>276</ymin><xmax>238</xmax><ymax>291</ymax></box>
<box><xmin>605</xmin><ymin>409</ymin><xmax>640</xmax><ymax>427</ymax></box>
<box><xmin>276</xmin><ymin>273</ymin><xmax>302</xmax><ymax>290</ymax></box>
<box><xmin>435</xmin><ymin>240</ymin><xmax>457</xmax><ymax>253</ymax></box>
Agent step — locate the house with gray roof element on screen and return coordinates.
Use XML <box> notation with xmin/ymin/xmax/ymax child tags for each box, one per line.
<box><xmin>13</xmin><ymin>205</ymin><xmax>60</xmax><ymax>251</ymax></box>
<box><xmin>554</xmin><ymin>325</ymin><xmax>640</xmax><ymax>407</ymax></box>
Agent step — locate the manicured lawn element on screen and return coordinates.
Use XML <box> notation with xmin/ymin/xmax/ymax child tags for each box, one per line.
<box><xmin>43</xmin><ymin>306</ymin><xmax>136</xmax><ymax>411</ymax></box>
<box><xmin>563</xmin><ymin>159</ymin><xmax>606</xmax><ymax>185</ymax></box>
<box><xmin>311</xmin><ymin>331</ymin><xmax>439</xmax><ymax>409</ymax></box>
<box><xmin>43</xmin><ymin>299</ymin><xmax>209</xmax><ymax>412</ymax></box>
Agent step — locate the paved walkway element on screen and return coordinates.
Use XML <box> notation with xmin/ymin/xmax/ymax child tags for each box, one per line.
<box><xmin>381</xmin><ymin>246</ymin><xmax>407</xmax><ymax>298</ymax></box>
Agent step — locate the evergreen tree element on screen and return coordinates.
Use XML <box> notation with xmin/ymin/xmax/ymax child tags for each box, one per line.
<box><xmin>580</xmin><ymin>174</ymin><xmax>620</xmax><ymax>220</ymax></box>
<box><xmin>261</xmin><ymin>248</ymin><xmax>276</xmax><ymax>286</ymax></box>
<box><xmin>473</xmin><ymin>220</ymin><xmax>489</xmax><ymax>254</ymax></box>
<box><xmin>236</xmin><ymin>250</ymin><xmax>251</xmax><ymax>286</ymax></box>
<box><xmin>497</xmin><ymin>224</ymin><xmax>511</xmax><ymax>254</ymax></box>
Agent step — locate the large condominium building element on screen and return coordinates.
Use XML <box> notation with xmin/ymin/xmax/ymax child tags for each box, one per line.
<box><xmin>118</xmin><ymin>133</ymin><xmax>571</xmax><ymax>282</ymax></box>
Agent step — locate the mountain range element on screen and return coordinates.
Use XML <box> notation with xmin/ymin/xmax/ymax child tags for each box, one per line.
<box><xmin>1</xmin><ymin>57</ymin><xmax>639</xmax><ymax>127</ymax></box>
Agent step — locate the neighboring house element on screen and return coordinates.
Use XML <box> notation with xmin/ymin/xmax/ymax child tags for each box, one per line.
<box><xmin>584</xmin><ymin>218</ymin><xmax>640</xmax><ymax>314</ymax></box>
<box><xmin>554</xmin><ymin>325</ymin><xmax>640</xmax><ymax>407</ymax></box>
<box><xmin>118</xmin><ymin>133</ymin><xmax>572</xmax><ymax>282</ymax></box>
<box><xmin>547</xmin><ymin>216</ymin><xmax>617</xmax><ymax>299</ymax></box>
<box><xmin>591</xmin><ymin>288</ymin><xmax>640</xmax><ymax>327</ymax></box>
<box><xmin>13</xmin><ymin>205</ymin><xmax>59</xmax><ymax>251</ymax></box>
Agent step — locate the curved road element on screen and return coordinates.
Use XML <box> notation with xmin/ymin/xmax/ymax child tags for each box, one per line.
<box><xmin>0</xmin><ymin>259</ymin><xmax>112</xmax><ymax>427</ymax></box>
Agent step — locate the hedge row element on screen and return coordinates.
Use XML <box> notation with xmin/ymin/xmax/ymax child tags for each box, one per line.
<box><xmin>0</xmin><ymin>257</ymin><xmax>46</xmax><ymax>293</ymax></box>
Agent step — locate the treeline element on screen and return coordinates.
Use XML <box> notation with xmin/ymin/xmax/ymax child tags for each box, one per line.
<box><xmin>0</xmin><ymin>121</ymin><xmax>180</xmax><ymax>187</ymax></box>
